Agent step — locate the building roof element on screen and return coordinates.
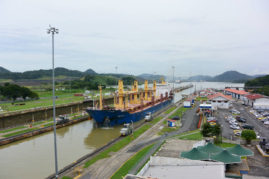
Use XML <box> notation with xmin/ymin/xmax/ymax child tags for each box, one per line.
<box><xmin>208</xmin><ymin>93</ymin><xmax>232</xmax><ymax>101</ymax></box>
<box><xmin>227</xmin><ymin>144</ymin><xmax>254</xmax><ymax>156</ymax></box>
<box><xmin>197</xmin><ymin>142</ymin><xmax>223</xmax><ymax>154</ymax></box>
<box><xmin>211</xmin><ymin>150</ymin><xmax>241</xmax><ymax>164</ymax></box>
<box><xmin>167</xmin><ymin>119</ymin><xmax>176</xmax><ymax>122</ymax></box>
<box><xmin>181</xmin><ymin>148</ymin><xmax>210</xmax><ymax>160</ymax></box>
<box><xmin>245</xmin><ymin>94</ymin><xmax>264</xmax><ymax>100</ymax></box>
<box><xmin>141</xmin><ymin>156</ymin><xmax>225</xmax><ymax>179</ymax></box>
<box><xmin>224</xmin><ymin>88</ymin><xmax>248</xmax><ymax>95</ymax></box>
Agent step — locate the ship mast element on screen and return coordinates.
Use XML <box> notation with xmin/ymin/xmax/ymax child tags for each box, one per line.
<box><xmin>98</xmin><ymin>85</ymin><xmax>103</xmax><ymax>110</ymax></box>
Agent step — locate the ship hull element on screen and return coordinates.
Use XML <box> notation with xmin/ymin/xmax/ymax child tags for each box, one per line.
<box><xmin>86</xmin><ymin>99</ymin><xmax>172</xmax><ymax>126</ymax></box>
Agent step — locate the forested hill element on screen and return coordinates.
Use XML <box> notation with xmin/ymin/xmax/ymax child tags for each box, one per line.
<box><xmin>213</xmin><ymin>71</ymin><xmax>253</xmax><ymax>83</ymax></box>
<box><xmin>0</xmin><ymin>66</ymin><xmax>10</xmax><ymax>73</ymax></box>
<box><xmin>245</xmin><ymin>75</ymin><xmax>269</xmax><ymax>87</ymax></box>
<box><xmin>0</xmin><ymin>67</ymin><xmax>96</xmax><ymax>80</ymax></box>
<box><xmin>245</xmin><ymin>75</ymin><xmax>269</xmax><ymax>96</ymax></box>
<box><xmin>188</xmin><ymin>71</ymin><xmax>255</xmax><ymax>83</ymax></box>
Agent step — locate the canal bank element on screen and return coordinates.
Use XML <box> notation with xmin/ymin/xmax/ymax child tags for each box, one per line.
<box><xmin>0</xmin><ymin>119</ymin><xmax>121</xmax><ymax>179</ymax></box>
<box><xmin>0</xmin><ymin>97</ymin><xmax>113</xmax><ymax>129</ymax></box>
<box><xmin>0</xmin><ymin>115</ymin><xmax>89</xmax><ymax>146</ymax></box>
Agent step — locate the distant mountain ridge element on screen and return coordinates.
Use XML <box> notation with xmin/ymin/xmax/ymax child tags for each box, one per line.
<box><xmin>138</xmin><ymin>73</ymin><xmax>165</xmax><ymax>81</ymax></box>
<box><xmin>213</xmin><ymin>71</ymin><xmax>253</xmax><ymax>83</ymax></box>
<box><xmin>0</xmin><ymin>66</ymin><xmax>10</xmax><ymax>73</ymax></box>
<box><xmin>0</xmin><ymin>67</ymin><xmax>96</xmax><ymax>80</ymax></box>
<box><xmin>187</xmin><ymin>71</ymin><xmax>266</xmax><ymax>83</ymax></box>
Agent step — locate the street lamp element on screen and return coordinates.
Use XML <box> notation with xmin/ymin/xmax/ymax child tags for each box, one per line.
<box><xmin>47</xmin><ymin>26</ymin><xmax>59</xmax><ymax>178</ymax></box>
<box><xmin>172</xmin><ymin>66</ymin><xmax>175</xmax><ymax>91</ymax></box>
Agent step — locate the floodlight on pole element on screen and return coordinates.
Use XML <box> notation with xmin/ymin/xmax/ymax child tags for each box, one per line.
<box><xmin>47</xmin><ymin>25</ymin><xmax>59</xmax><ymax>178</ymax></box>
<box><xmin>172</xmin><ymin>66</ymin><xmax>175</xmax><ymax>91</ymax></box>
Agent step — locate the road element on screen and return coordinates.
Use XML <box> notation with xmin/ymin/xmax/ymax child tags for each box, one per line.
<box><xmin>78</xmin><ymin>103</ymin><xmax>200</xmax><ymax>179</ymax></box>
<box><xmin>216</xmin><ymin>109</ymin><xmax>236</xmax><ymax>140</ymax></box>
<box><xmin>215</xmin><ymin>101</ymin><xmax>269</xmax><ymax>140</ymax></box>
<box><xmin>233</xmin><ymin>102</ymin><xmax>269</xmax><ymax>138</ymax></box>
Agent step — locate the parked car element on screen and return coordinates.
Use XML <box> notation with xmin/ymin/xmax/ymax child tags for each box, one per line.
<box><xmin>229</xmin><ymin>120</ymin><xmax>238</xmax><ymax>125</ymax></box>
<box><xmin>236</xmin><ymin>117</ymin><xmax>246</xmax><ymax>123</ymax></box>
<box><xmin>144</xmin><ymin>112</ymin><xmax>153</xmax><ymax>122</ymax></box>
<box><xmin>233</xmin><ymin>130</ymin><xmax>241</xmax><ymax>136</ymax></box>
<box><xmin>230</xmin><ymin>125</ymin><xmax>240</xmax><ymax>130</ymax></box>
<box><xmin>242</xmin><ymin>124</ymin><xmax>254</xmax><ymax>130</ymax></box>
<box><xmin>261</xmin><ymin>118</ymin><xmax>269</xmax><ymax>123</ymax></box>
<box><xmin>120</xmin><ymin>123</ymin><xmax>133</xmax><ymax>136</ymax></box>
<box><xmin>56</xmin><ymin>115</ymin><xmax>70</xmax><ymax>125</ymax></box>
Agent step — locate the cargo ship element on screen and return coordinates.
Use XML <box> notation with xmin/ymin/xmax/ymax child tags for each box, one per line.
<box><xmin>86</xmin><ymin>80</ymin><xmax>173</xmax><ymax>126</ymax></box>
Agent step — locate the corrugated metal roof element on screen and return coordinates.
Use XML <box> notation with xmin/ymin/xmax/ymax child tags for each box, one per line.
<box><xmin>245</xmin><ymin>94</ymin><xmax>264</xmax><ymax>100</ymax></box>
<box><xmin>224</xmin><ymin>88</ymin><xmax>248</xmax><ymax>95</ymax></box>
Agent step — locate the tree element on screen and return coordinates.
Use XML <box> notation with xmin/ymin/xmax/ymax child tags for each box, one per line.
<box><xmin>241</xmin><ymin>130</ymin><xmax>256</xmax><ymax>144</ymax></box>
<box><xmin>212</xmin><ymin>123</ymin><xmax>221</xmax><ymax>136</ymax></box>
<box><xmin>201</xmin><ymin>123</ymin><xmax>222</xmax><ymax>142</ymax></box>
<box><xmin>0</xmin><ymin>83</ymin><xmax>39</xmax><ymax>101</ymax></box>
<box><xmin>201</xmin><ymin>123</ymin><xmax>212</xmax><ymax>137</ymax></box>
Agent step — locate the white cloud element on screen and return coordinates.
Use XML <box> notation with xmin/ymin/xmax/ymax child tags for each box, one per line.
<box><xmin>0</xmin><ymin>0</ymin><xmax>269</xmax><ymax>76</ymax></box>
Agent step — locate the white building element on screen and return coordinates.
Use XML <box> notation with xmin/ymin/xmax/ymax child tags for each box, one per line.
<box><xmin>133</xmin><ymin>156</ymin><xmax>225</xmax><ymax>179</ymax></box>
<box><xmin>224</xmin><ymin>88</ymin><xmax>248</xmax><ymax>100</ymax></box>
<box><xmin>208</xmin><ymin>93</ymin><xmax>232</xmax><ymax>110</ymax></box>
<box><xmin>244</xmin><ymin>94</ymin><xmax>269</xmax><ymax>110</ymax></box>
<box><xmin>156</xmin><ymin>82</ymin><xmax>172</xmax><ymax>98</ymax></box>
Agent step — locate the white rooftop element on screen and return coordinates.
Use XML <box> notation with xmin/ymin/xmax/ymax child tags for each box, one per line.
<box><xmin>141</xmin><ymin>156</ymin><xmax>226</xmax><ymax>179</ymax></box>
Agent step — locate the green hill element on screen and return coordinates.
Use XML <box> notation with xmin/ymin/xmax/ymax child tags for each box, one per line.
<box><xmin>0</xmin><ymin>66</ymin><xmax>10</xmax><ymax>73</ymax></box>
<box><xmin>187</xmin><ymin>71</ymin><xmax>254</xmax><ymax>83</ymax></box>
<box><xmin>245</xmin><ymin>75</ymin><xmax>269</xmax><ymax>96</ymax></box>
<box><xmin>213</xmin><ymin>71</ymin><xmax>253</xmax><ymax>83</ymax></box>
<box><xmin>0</xmin><ymin>67</ymin><xmax>96</xmax><ymax>80</ymax></box>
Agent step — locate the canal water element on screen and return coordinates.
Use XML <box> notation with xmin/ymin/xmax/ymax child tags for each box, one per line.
<box><xmin>0</xmin><ymin>120</ymin><xmax>121</xmax><ymax>179</ymax></box>
<box><xmin>0</xmin><ymin>82</ymin><xmax>244</xmax><ymax>179</ymax></box>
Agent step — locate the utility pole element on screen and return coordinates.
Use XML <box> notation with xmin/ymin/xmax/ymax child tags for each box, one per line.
<box><xmin>172</xmin><ymin>66</ymin><xmax>175</xmax><ymax>91</ymax></box>
<box><xmin>47</xmin><ymin>26</ymin><xmax>59</xmax><ymax>178</ymax></box>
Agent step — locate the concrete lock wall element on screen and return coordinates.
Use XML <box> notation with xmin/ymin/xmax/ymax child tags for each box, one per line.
<box><xmin>0</xmin><ymin>97</ymin><xmax>114</xmax><ymax>129</ymax></box>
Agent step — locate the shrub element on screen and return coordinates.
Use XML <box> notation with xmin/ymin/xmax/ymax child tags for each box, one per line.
<box><xmin>241</xmin><ymin>130</ymin><xmax>256</xmax><ymax>144</ymax></box>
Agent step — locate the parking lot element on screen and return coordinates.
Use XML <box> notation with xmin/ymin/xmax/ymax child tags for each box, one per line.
<box><xmin>215</xmin><ymin>101</ymin><xmax>269</xmax><ymax>140</ymax></box>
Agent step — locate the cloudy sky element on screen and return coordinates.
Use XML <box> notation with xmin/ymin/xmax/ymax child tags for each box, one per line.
<box><xmin>0</xmin><ymin>0</ymin><xmax>269</xmax><ymax>77</ymax></box>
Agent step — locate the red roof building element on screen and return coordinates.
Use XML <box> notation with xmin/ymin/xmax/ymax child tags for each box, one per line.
<box><xmin>208</xmin><ymin>93</ymin><xmax>232</xmax><ymax>101</ymax></box>
<box><xmin>224</xmin><ymin>88</ymin><xmax>249</xmax><ymax>100</ymax></box>
<box><xmin>245</xmin><ymin>94</ymin><xmax>264</xmax><ymax>100</ymax></box>
<box><xmin>208</xmin><ymin>93</ymin><xmax>232</xmax><ymax>109</ymax></box>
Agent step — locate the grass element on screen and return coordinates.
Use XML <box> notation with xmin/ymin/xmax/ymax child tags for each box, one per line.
<box><xmin>178</xmin><ymin>131</ymin><xmax>203</xmax><ymax>140</ymax></box>
<box><xmin>158</xmin><ymin>126</ymin><xmax>179</xmax><ymax>135</ymax></box>
<box><xmin>169</xmin><ymin>107</ymin><xmax>187</xmax><ymax>119</ymax></box>
<box><xmin>44</xmin><ymin>122</ymin><xmax>54</xmax><ymax>127</ymax></box>
<box><xmin>0</xmin><ymin>126</ymin><xmax>26</xmax><ymax>133</ymax></box>
<box><xmin>196</xmin><ymin>97</ymin><xmax>208</xmax><ymax>101</ymax></box>
<box><xmin>3</xmin><ymin>127</ymin><xmax>38</xmax><ymax>138</ymax></box>
<box><xmin>216</xmin><ymin>142</ymin><xmax>236</xmax><ymax>148</ymax></box>
<box><xmin>111</xmin><ymin>143</ymin><xmax>155</xmax><ymax>179</ymax></box>
<box><xmin>149</xmin><ymin>116</ymin><xmax>162</xmax><ymax>125</ymax></box>
<box><xmin>32</xmin><ymin>121</ymin><xmax>46</xmax><ymax>126</ymax></box>
<box><xmin>164</xmin><ymin>106</ymin><xmax>176</xmax><ymax>114</ymax></box>
<box><xmin>0</xmin><ymin>96</ymin><xmax>84</xmax><ymax>112</ymax></box>
<box><xmin>0</xmin><ymin>87</ymin><xmax>117</xmax><ymax>112</ymax></box>
<box><xmin>61</xmin><ymin>176</ymin><xmax>73</xmax><ymax>179</ymax></box>
<box><xmin>84</xmin><ymin>124</ymin><xmax>151</xmax><ymax>168</ymax></box>
<box><xmin>175</xmin><ymin>129</ymin><xmax>200</xmax><ymax>137</ymax></box>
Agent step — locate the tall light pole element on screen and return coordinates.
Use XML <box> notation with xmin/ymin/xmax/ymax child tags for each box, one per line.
<box><xmin>47</xmin><ymin>26</ymin><xmax>59</xmax><ymax>178</ymax></box>
<box><xmin>172</xmin><ymin>66</ymin><xmax>175</xmax><ymax>91</ymax></box>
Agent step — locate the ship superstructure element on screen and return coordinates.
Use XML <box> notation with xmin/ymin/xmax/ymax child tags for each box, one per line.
<box><xmin>86</xmin><ymin>80</ymin><xmax>173</xmax><ymax>126</ymax></box>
